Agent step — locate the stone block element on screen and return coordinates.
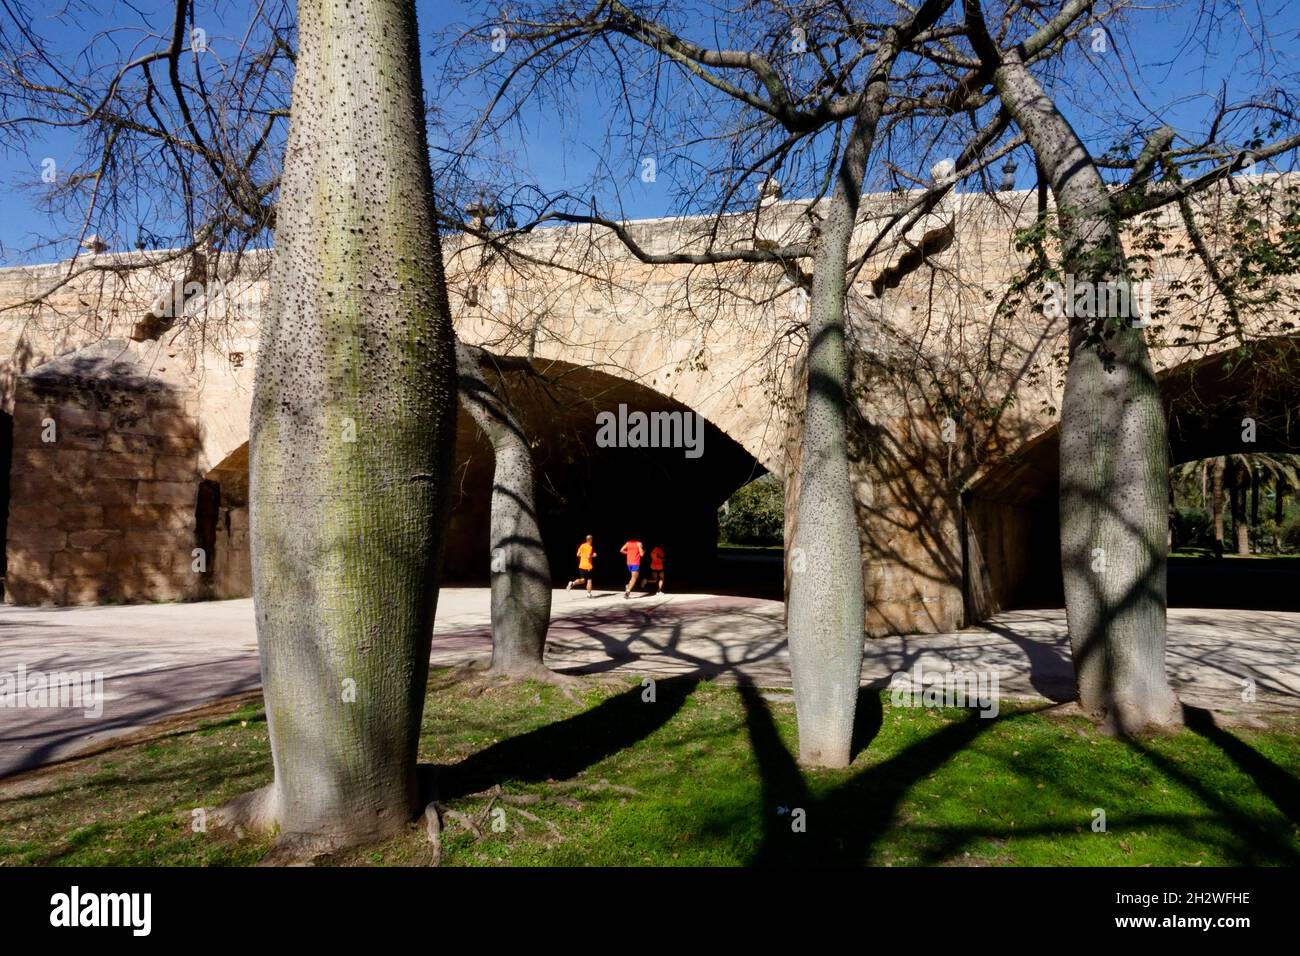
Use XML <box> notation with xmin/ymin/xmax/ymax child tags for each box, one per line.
<box><xmin>6</xmin><ymin>547</ymin><xmax>56</xmax><ymax>578</ymax></box>
<box><xmin>103</xmin><ymin>432</ymin><xmax>159</xmax><ymax>455</ymax></box>
<box><xmin>60</xmin><ymin>426</ymin><xmax>107</xmax><ymax>450</ymax></box>
<box><xmin>83</xmin><ymin>479</ymin><xmax>138</xmax><ymax>507</ymax></box>
<box><xmin>52</xmin><ymin>550</ymin><xmax>110</xmax><ymax>576</ymax></box>
<box><xmin>58</xmin><ymin>505</ymin><xmax>106</xmax><ymax>529</ymax></box>
<box><xmin>57</xmin><ymin>405</ymin><xmax>114</xmax><ymax>432</ymax></box>
<box><xmin>94</xmin><ymin>452</ymin><xmax>156</xmax><ymax>480</ymax></box>
<box><xmin>10</xmin><ymin>471</ymin><xmax>82</xmax><ymax>502</ymax></box>
<box><xmin>117</xmin><ymin>529</ymin><xmax>192</xmax><ymax>557</ymax></box>
<box><xmin>6</xmin><ymin>505</ymin><xmax>62</xmax><ymax>530</ymax></box>
<box><xmin>63</xmin><ymin>576</ymin><xmax>112</xmax><ymax>605</ymax></box>
<box><xmin>103</xmin><ymin>504</ymin><xmax>192</xmax><ymax>531</ymax></box>
<box><xmin>4</xmin><ymin>576</ymin><xmax>65</xmax><ymax>606</ymax></box>
<box><xmin>136</xmin><ymin>480</ymin><xmax>195</xmax><ymax>506</ymax></box>
<box><xmin>115</xmin><ymin>570</ymin><xmax>187</xmax><ymax>602</ymax></box>
<box><xmin>68</xmin><ymin>529</ymin><xmax>121</xmax><ymax>550</ymax></box>
<box><xmin>153</xmin><ymin>455</ymin><xmax>198</xmax><ymax>482</ymax></box>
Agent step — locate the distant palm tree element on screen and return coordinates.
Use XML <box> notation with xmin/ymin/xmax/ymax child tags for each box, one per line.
<box><xmin>1171</xmin><ymin>454</ymin><xmax>1300</xmax><ymax>554</ymax></box>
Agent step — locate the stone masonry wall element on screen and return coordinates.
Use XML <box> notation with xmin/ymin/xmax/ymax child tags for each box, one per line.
<box><xmin>5</xmin><ymin>341</ymin><xmax>205</xmax><ymax>605</ymax></box>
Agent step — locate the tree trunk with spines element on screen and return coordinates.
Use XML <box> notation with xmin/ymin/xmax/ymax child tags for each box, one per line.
<box><xmin>786</xmin><ymin>1</ymin><xmax>948</xmax><ymax>766</ymax></box>
<box><xmin>233</xmin><ymin>0</ymin><xmax>458</xmax><ymax>852</ymax></box>
<box><xmin>456</xmin><ymin>342</ymin><xmax>553</xmax><ymax>677</ymax></box>
<box><xmin>992</xmin><ymin>47</ymin><xmax>1180</xmax><ymax>734</ymax></box>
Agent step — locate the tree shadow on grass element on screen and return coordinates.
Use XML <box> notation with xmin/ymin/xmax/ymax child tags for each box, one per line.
<box><xmin>427</xmin><ymin>674</ymin><xmax>702</xmax><ymax>801</ymax></box>
<box><xmin>740</xmin><ymin>684</ymin><xmax>1037</xmax><ymax>866</ymax></box>
<box><xmin>851</xmin><ymin>686</ymin><xmax>884</xmax><ymax>758</ymax></box>
<box><xmin>1117</xmin><ymin>716</ymin><xmax>1300</xmax><ymax>866</ymax></box>
<box><xmin>1181</xmin><ymin>703</ymin><xmax>1300</xmax><ymax>837</ymax></box>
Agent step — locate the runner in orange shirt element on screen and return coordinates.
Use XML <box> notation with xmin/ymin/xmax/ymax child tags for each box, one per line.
<box><xmin>566</xmin><ymin>535</ymin><xmax>597</xmax><ymax>597</ymax></box>
<box><xmin>619</xmin><ymin>538</ymin><xmax>644</xmax><ymax>599</ymax></box>
<box><xmin>647</xmin><ymin>545</ymin><xmax>666</xmax><ymax>595</ymax></box>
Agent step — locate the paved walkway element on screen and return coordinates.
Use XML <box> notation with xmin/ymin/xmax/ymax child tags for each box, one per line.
<box><xmin>1</xmin><ymin>590</ymin><xmax>1297</xmax><ymax>777</ymax></box>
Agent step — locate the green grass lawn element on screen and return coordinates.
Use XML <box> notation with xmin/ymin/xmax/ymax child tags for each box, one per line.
<box><xmin>2</xmin><ymin>673</ymin><xmax>1297</xmax><ymax>866</ymax></box>
<box><xmin>1169</xmin><ymin>548</ymin><xmax>1300</xmax><ymax>561</ymax></box>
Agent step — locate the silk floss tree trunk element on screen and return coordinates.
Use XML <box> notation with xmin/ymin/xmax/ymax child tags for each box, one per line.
<box><xmin>786</xmin><ymin>131</ymin><xmax>868</xmax><ymax>768</ymax></box>
<box><xmin>455</xmin><ymin>342</ymin><xmax>561</xmax><ymax>682</ymax></box>
<box><xmin>786</xmin><ymin>0</ymin><xmax>949</xmax><ymax>767</ymax></box>
<box><xmin>217</xmin><ymin>0</ymin><xmax>458</xmax><ymax>853</ymax></box>
<box><xmin>987</xmin><ymin>41</ymin><xmax>1180</xmax><ymax>734</ymax></box>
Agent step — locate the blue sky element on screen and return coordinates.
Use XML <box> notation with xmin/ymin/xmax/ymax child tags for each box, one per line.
<box><xmin>1</xmin><ymin>0</ymin><xmax>1297</xmax><ymax>264</ymax></box>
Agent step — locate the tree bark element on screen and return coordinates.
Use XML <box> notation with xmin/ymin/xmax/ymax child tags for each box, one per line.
<box><xmin>239</xmin><ymin>0</ymin><xmax>457</xmax><ymax>851</ymax></box>
<box><xmin>1227</xmin><ymin>458</ymin><xmax>1250</xmax><ymax>555</ymax></box>
<box><xmin>785</xmin><ymin>0</ymin><xmax>948</xmax><ymax>768</ymax></box>
<box><xmin>1250</xmin><ymin>465</ymin><xmax>1260</xmax><ymax>526</ymax></box>
<box><xmin>989</xmin><ymin>45</ymin><xmax>1179</xmax><ymax>734</ymax></box>
<box><xmin>455</xmin><ymin>342</ymin><xmax>553</xmax><ymax>677</ymax></box>
<box><xmin>1212</xmin><ymin>456</ymin><xmax>1226</xmax><ymax>557</ymax></box>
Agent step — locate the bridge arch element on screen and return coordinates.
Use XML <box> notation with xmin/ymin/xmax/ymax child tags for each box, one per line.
<box><xmin>963</xmin><ymin>336</ymin><xmax>1300</xmax><ymax>620</ymax></box>
<box><xmin>188</xmin><ymin>356</ymin><xmax>768</xmax><ymax>602</ymax></box>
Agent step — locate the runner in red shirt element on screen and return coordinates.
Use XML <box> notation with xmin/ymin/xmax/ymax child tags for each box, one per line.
<box><xmin>647</xmin><ymin>545</ymin><xmax>666</xmax><ymax>595</ymax></box>
<box><xmin>619</xmin><ymin>539</ymin><xmax>644</xmax><ymax>599</ymax></box>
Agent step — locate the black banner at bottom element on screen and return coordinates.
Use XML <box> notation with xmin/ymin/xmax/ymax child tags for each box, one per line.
<box><xmin>0</xmin><ymin>866</ymin><xmax>1292</xmax><ymax>942</ymax></box>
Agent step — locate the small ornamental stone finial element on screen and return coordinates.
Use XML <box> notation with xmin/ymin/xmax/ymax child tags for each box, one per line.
<box><xmin>930</xmin><ymin>158</ymin><xmax>956</xmax><ymax>182</ymax></box>
<box><xmin>1000</xmin><ymin>159</ymin><xmax>1019</xmax><ymax>191</ymax></box>
<box><xmin>465</xmin><ymin>192</ymin><xmax>499</xmax><ymax>231</ymax></box>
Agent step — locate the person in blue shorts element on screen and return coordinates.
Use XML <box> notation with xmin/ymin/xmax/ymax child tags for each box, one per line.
<box><xmin>619</xmin><ymin>538</ymin><xmax>644</xmax><ymax>599</ymax></box>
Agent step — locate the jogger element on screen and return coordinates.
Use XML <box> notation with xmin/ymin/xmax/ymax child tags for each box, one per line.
<box><xmin>620</xmin><ymin>538</ymin><xmax>644</xmax><ymax>599</ymax></box>
<box><xmin>566</xmin><ymin>535</ymin><xmax>597</xmax><ymax>597</ymax></box>
<box><xmin>647</xmin><ymin>545</ymin><xmax>666</xmax><ymax>595</ymax></box>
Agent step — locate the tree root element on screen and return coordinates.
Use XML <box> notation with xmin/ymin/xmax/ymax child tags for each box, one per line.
<box><xmin>209</xmin><ymin>784</ymin><xmax>278</xmax><ymax>842</ymax></box>
<box><xmin>428</xmin><ymin>778</ymin><xmax>639</xmax><ymax>853</ymax></box>
<box><xmin>1097</xmin><ymin>693</ymin><xmax>1185</xmax><ymax>737</ymax></box>
<box><xmin>432</xmin><ymin>659</ymin><xmax>587</xmax><ymax>701</ymax></box>
<box><xmin>443</xmin><ymin>660</ymin><xmax>588</xmax><ymax>702</ymax></box>
<box><xmin>424</xmin><ymin>802</ymin><xmax>443</xmax><ymax>867</ymax></box>
<box><xmin>508</xmin><ymin>805</ymin><xmax>565</xmax><ymax>843</ymax></box>
<box><xmin>490</xmin><ymin>663</ymin><xmax>585</xmax><ymax>697</ymax></box>
<box><xmin>213</xmin><ymin>785</ymin><xmax>423</xmax><ymax>866</ymax></box>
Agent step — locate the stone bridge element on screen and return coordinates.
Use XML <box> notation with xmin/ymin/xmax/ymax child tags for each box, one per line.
<box><xmin>1</xmin><ymin>183</ymin><xmax>1295</xmax><ymax>635</ymax></box>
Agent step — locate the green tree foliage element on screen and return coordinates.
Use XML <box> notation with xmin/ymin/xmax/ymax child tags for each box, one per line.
<box><xmin>718</xmin><ymin>474</ymin><xmax>783</xmax><ymax>546</ymax></box>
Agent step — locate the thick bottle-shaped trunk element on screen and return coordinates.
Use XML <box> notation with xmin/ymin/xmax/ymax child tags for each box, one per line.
<box><xmin>786</xmin><ymin>3</ymin><xmax>948</xmax><ymax>766</ymax></box>
<box><xmin>246</xmin><ymin>0</ymin><xmax>457</xmax><ymax>849</ymax></box>
<box><xmin>992</xmin><ymin>48</ymin><xmax>1179</xmax><ymax>733</ymax></box>
<box><xmin>1057</xmin><ymin>318</ymin><xmax>1175</xmax><ymax>730</ymax></box>
<box><xmin>786</xmin><ymin>208</ymin><xmax>864</xmax><ymax>765</ymax></box>
<box><xmin>786</xmin><ymin>41</ymin><xmax>894</xmax><ymax>769</ymax></box>
<box><xmin>456</xmin><ymin>343</ymin><xmax>552</xmax><ymax>676</ymax></box>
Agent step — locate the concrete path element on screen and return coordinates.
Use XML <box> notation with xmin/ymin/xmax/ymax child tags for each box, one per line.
<box><xmin>1</xmin><ymin>591</ymin><xmax>1297</xmax><ymax>777</ymax></box>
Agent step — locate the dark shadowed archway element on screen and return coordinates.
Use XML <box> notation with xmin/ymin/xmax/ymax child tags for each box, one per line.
<box><xmin>963</xmin><ymin>337</ymin><xmax>1300</xmax><ymax>620</ymax></box>
<box><xmin>443</xmin><ymin>358</ymin><xmax>766</xmax><ymax>591</ymax></box>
